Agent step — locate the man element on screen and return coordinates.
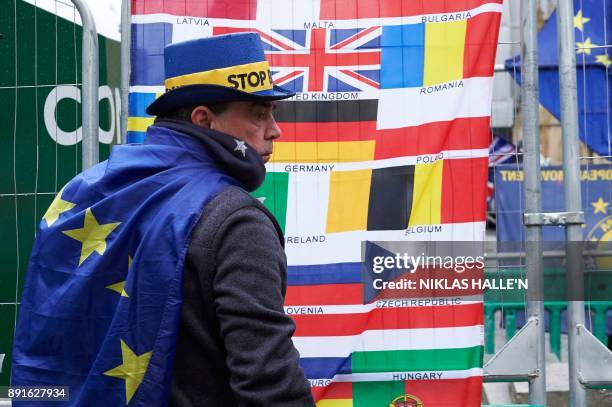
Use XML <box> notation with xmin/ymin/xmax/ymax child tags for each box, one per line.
<box><xmin>13</xmin><ymin>33</ymin><xmax>314</xmax><ymax>406</ymax></box>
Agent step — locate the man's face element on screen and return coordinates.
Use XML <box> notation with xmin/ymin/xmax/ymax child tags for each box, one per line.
<box><xmin>207</xmin><ymin>101</ymin><xmax>281</xmax><ymax>163</ymax></box>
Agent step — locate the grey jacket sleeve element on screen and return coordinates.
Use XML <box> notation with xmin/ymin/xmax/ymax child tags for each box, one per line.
<box><xmin>210</xmin><ymin>200</ymin><xmax>314</xmax><ymax>406</ymax></box>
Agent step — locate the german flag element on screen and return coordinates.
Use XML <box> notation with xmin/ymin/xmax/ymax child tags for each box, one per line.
<box><xmin>271</xmin><ymin>117</ymin><xmax>491</xmax><ymax>162</ymax></box>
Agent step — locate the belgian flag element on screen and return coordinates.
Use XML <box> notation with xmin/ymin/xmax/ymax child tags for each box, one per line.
<box><xmin>326</xmin><ymin>158</ymin><xmax>486</xmax><ymax>233</ymax></box>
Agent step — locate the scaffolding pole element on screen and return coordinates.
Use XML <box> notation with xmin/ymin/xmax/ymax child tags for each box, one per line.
<box><xmin>520</xmin><ymin>0</ymin><xmax>546</xmax><ymax>404</ymax></box>
<box><xmin>482</xmin><ymin>1</ymin><xmax>547</xmax><ymax>391</ymax></box>
<box><xmin>120</xmin><ymin>0</ymin><xmax>131</xmax><ymax>144</ymax></box>
<box><xmin>70</xmin><ymin>0</ymin><xmax>99</xmax><ymax>169</ymax></box>
<box><xmin>556</xmin><ymin>1</ymin><xmax>586</xmax><ymax>406</ymax></box>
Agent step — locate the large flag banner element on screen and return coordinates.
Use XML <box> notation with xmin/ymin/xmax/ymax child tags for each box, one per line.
<box><xmin>129</xmin><ymin>1</ymin><xmax>503</xmax><ymax>405</ymax></box>
<box><xmin>506</xmin><ymin>0</ymin><xmax>611</xmax><ymax>158</ymax></box>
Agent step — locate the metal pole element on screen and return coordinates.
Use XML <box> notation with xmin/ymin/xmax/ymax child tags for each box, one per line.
<box><xmin>120</xmin><ymin>0</ymin><xmax>131</xmax><ymax>144</ymax></box>
<box><xmin>556</xmin><ymin>1</ymin><xmax>586</xmax><ymax>406</ymax></box>
<box><xmin>71</xmin><ymin>0</ymin><xmax>99</xmax><ymax>169</ymax></box>
<box><xmin>520</xmin><ymin>0</ymin><xmax>546</xmax><ymax>405</ymax></box>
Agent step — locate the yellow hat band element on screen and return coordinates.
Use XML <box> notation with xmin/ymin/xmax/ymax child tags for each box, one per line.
<box><xmin>164</xmin><ymin>60</ymin><xmax>274</xmax><ymax>94</ymax></box>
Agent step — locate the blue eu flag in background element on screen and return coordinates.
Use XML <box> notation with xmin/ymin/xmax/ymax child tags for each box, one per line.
<box><xmin>506</xmin><ymin>0</ymin><xmax>611</xmax><ymax>158</ymax></box>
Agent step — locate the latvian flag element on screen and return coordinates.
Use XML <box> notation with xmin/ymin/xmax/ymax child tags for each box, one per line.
<box><xmin>129</xmin><ymin>1</ymin><xmax>503</xmax><ymax>405</ymax></box>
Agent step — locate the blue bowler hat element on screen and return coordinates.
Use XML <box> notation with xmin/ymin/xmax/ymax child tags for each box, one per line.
<box><xmin>146</xmin><ymin>33</ymin><xmax>295</xmax><ymax>116</ymax></box>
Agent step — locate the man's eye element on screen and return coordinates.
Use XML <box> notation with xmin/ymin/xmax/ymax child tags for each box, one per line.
<box><xmin>256</xmin><ymin>112</ymin><xmax>266</xmax><ymax>120</ymax></box>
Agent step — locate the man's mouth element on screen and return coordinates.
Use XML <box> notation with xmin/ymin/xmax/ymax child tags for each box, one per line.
<box><xmin>261</xmin><ymin>152</ymin><xmax>272</xmax><ymax>162</ymax></box>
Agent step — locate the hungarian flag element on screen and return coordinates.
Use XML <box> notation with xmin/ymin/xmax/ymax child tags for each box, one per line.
<box><xmin>129</xmin><ymin>1</ymin><xmax>503</xmax><ymax>405</ymax></box>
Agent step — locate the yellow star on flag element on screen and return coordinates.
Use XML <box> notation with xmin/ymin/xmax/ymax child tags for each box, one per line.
<box><xmin>591</xmin><ymin>197</ymin><xmax>609</xmax><ymax>214</ymax></box>
<box><xmin>106</xmin><ymin>257</ymin><xmax>131</xmax><ymax>297</ymax></box>
<box><xmin>596</xmin><ymin>54</ymin><xmax>611</xmax><ymax>68</ymax></box>
<box><xmin>104</xmin><ymin>340</ymin><xmax>152</xmax><ymax>404</ymax></box>
<box><xmin>573</xmin><ymin>9</ymin><xmax>590</xmax><ymax>31</ymax></box>
<box><xmin>42</xmin><ymin>187</ymin><xmax>76</xmax><ymax>226</ymax></box>
<box><xmin>576</xmin><ymin>38</ymin><xmax>598</xmax><ymax>55</ymax></box>
<box><xmin>62</xmin><ymin>208</ymin><xmax>121</xmax><ymax>266</ymax></box>
<box><xmin>106</xmin><ymin>281</ymin><xmax>129</xmax><ymax>297</ymax></box>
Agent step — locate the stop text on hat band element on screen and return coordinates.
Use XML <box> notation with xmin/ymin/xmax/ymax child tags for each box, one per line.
<box><xmin>164</xmin><ymin>60</ymin><xmax>273</xmax><ymax>93</ymax></box>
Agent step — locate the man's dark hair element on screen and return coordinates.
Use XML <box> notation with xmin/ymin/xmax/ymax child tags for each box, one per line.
<box><xmin>154</xmin><ymin>102</ymin><xmax>230</xmax><ymax>123</ymax></box>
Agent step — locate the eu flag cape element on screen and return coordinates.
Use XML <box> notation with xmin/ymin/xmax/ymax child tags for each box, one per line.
<box><xmin>12</xmin><ymin>126</ymin><xmax>236</xmax><ymax>405</ymax></box>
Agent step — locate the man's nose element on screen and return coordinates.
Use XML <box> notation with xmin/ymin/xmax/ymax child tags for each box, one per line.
<box><xmin>267</xmin><ymin>116</ymin><xmax>282</xmax><ymax>140</ymax></box>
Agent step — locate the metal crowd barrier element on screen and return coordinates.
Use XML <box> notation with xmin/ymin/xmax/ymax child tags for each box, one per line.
<box><xmin>485</xmin><ymin>301</ymin><xmax>612</xmax><ymax>360</ymax></box>
<box><xmin>70</xmin><ymin>0</ymin><xmax>99</xmax><ymax>169</ymax></box>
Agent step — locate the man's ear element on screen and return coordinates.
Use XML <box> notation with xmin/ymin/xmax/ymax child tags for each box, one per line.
<box><xmin>190</xmin><ymin>105</ymin><xmax>214</xmax><ymax>128</ymax></box>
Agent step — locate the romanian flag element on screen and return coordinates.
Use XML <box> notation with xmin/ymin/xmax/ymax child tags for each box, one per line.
<box><xmin>129</xmin><ymin>0</ymin><xmax>503</xmax><ymax>405</ymax></box>
<box><xmin>376</xmin><ymin>11</ymin><xmax>502</xmax><ymax>130</ymax></box>
<box><xmin>380</xmin><ymin>13</ymin><xmax>501</xmax><ymax>89</ymax></box>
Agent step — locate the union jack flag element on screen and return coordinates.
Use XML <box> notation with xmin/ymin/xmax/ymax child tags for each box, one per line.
<box><xmin>213</xmin><ymin>26</ymin><xmax>381</xmax><ymax>93</ymax></box>
<box><xmin>489</xmin><ymin>135</ymin><xmax>517</xmax><ymax>166</ymax></box>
